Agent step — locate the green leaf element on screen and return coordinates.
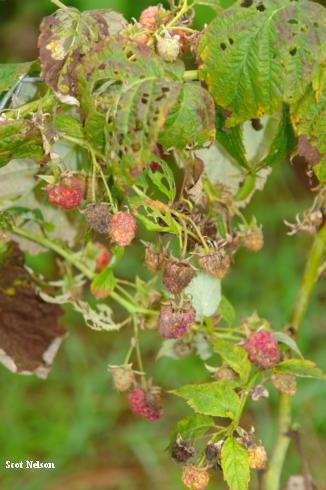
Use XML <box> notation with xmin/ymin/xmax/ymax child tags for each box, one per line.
<box><xmin>159</xmin><ymin>82</ymin><xmax>216</xmax><ymax>150</ymax></box>
<box><xmin>198</xmin><ymin>0</ymin><xmax>326</xmax><ymax>125</ymax></box>
<box><xmin>221</xmin><ymin>437</ymin><xmax>250</xmax><ymax>490</ymax></box>
<box><xmin>215</xmin><ymin>106</ymin><xmax>248</xmax><ymax>169</ymax></box>
<box><xmin>91</xmin><ymin>268</ymin><xmax>116</xmax><ymax>300</ymax></box>
<box><xmin>0</xmin><ymin>62</ymin><xmax>33</xmax><ymax>94</ymax></box>
<box><xmin>217</xmin><ymin>295</ymin><xmax>236</xmax><ymax>326</ymax></box>
<box><xmin>54</xmin><ymin>112</ymin><xmax>84</xmax><ymax>140</ymax></box>
<box><xmin>185</xmin><ymin>272</ymin><xmax>221</xmax><ymax>321</ymax></box>
<box><xmin>170</xmin><ymin>414</ymin><xmax>214</xmax><ymax>444</ymax></box>
<box><xmin>272</xmin><ymin>332</ymin><xmax>303</xmax><ymax>359</ymax></box>
<box><xmin>147</xmin><ymin>159</ymin><xmax>176</xmax><ymax>202</ymax></box>
<box><xmin>0</xmin><ymin>120</ymin><xmax>46</xmax><ymax>167</ymax></box>
<box><xmin>39</xmin><ymin>7</ymin><xmax>127</xmax><ymax>94</ymax></box>
<box><xmin>171</xmin><ymin>380</ymin><xmax>240</xmax><ymax>419</ymax></box>
<box><xmin>273</xmin><ymin>359</ymin><xmax>326</xmax><ymax>380</ymax></box>
<box><xmin>213</xmin><ymin>339</ymin><xmax>251</xmax><ymax>384</ymax></box>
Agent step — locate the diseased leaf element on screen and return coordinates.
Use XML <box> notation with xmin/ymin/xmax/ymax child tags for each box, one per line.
<box><xmin>221</xmin><ymin>437</ymin><xmax>250</xmax><ymax>490</ymax></box>
<box><xmin>0</xmin><ymin>120</ymin><xmax>46</xmax><ymax>167</ymax></box>
<box><xmin>198</xmin><ymin>0</ymin><xmax>326</xmax><ymax>125</ymax></box>
<box><xmin>159</xmin><ymin>82</ymin><xmax>216</xmax><ymax>150</ymax></box>
<box><xmin>0</xmin><ymin>62</ymin><xmax>33</xmax><ymax>94</ymax></box>
<box><xmin>147</xmin><ymin>159</ymin><xmax>176</xmax><ymax>202</ymax></box>
<box><xmin>171</xmin><ymin>380</ymin><xmax>240</xmax><ymax>419</ymax></box>
<box><xmin>185</xmin><ymin>272</ymin><xmax>221</xmax><ymax>321</ymax></box>
<box><xmin>54</xmin><ymin>111</ymin><xmax>84</xmax><ymax>140</ymax></box>
<box><xmin>213</xmin><ymin>339</ymin><xmax>251</xmax><ymax>384</ymax></box>
<box><xmin>170</xmin><ymin>414</ymin><xmax>214</xmax><ymax>444</ymax></box>
<box><xmin>38</xmin><ymin>7</ymin><xmax>127</xmax><ymax>94</ymax></box>
<box><xmin>273</xmin><ymin>359</ymin><xmax>326</xmax><ymax>380</ymax></box>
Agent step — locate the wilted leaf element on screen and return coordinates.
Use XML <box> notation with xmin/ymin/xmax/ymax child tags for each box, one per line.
<box><xmin>198</xmin><ymin>0</ymin><xmax>326</xmax><ymax>125</ymax></box>
<box><xmin>0</xmin><ymin>120</ymin><xmax>46</xmax><ymax>167</ymax></box>
<box><xmin>221</xmin><ymin>436</ymin><xmax>250</xmax><ymax>490</ymax></box>
<box><xmin>0</xmin><ymin>242</ymin><xmax>65</xmax><ymax>379</ymax></box>
<box><xmin>171</xmin><ymin>380</ymin><xmax>240</xmax><ymax>419</ymax></box>
<box><xmin>273</xmin><ymin>359</ymin><xmax>326</xmax><ymax>380</ymax></box>
<box><xmin>213</xmin><ymin>339</ymin><xmax>251</xmax><ymax>384</ymax></box>
<box><xmin>185</xmin><ymin>272</ymin><xmax>221</xmax><ymax>320</ymax></box>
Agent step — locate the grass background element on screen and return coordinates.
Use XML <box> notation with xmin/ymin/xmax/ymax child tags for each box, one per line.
<box><xmin>0</xmin><ymin>1</ymin><xmax>325</xmax><ymax>489</ymax></box>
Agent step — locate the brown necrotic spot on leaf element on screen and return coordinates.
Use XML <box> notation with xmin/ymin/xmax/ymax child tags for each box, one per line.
<box><xmin>0</xmin><ymin>242</ymin><xmax>66</xmax><ymax>379</ymax></box>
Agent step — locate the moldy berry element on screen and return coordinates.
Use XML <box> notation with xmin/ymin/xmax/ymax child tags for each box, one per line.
<box><xmin>172</xmin><ymin>437</ymin><xmax>195</xmax><ymax>464</ymax></box>
<box><xmin>84</xmin><ymin>203</ymin><xmax>112</xmax><ymax>234</ymax></box>
<box><xmin>198</xmin><ymin>251</ymin><xmax>231</xmax><ymax>279</ymax></box>
<box><xmin>162</xmin><ymin>260</ymin><xmax>194</xmax><ymax>294</ymax></box>
<box><xmin>159</xmin><ymin>300</ymin><xmax>196</xmax><ymax>339</ymax></box>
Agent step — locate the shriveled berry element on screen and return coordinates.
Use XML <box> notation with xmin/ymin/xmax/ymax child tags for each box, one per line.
<box><xmin>128</xmin><ymin>386</ymin><xmax>162</xmax><ymax>421</ymax></box>
<box><xmin>84</xmin><ymin>203</ymin><xmax>112</xmax><ymax>234</ymax></box>
<box><xmin>172</xmin><ymin>437</ymin><xmax>195</xmax><ymax>464</ymax></box>
<box><xmin>145</xmin><ymin>244</ymin><xmax>166</xmax><ymax>273</ymax></box>
<box><xmin>47</xmin><ymin>176</ymin><xmax>82</xmax><ymax>209</ymax></box>
<box><xmin>163</xmin><ymin>260</ymin><xmax>194</xmax><ymax>294</ymax></box>
<box><xmin>182</xmin><ymin>465</ymin><xmax>210</xmax><ymax>490</ymax></box>
<box><xmin>198</xmin><ymin>251</ymin><xmax>231</xmax><ymax>279</ymax></box>
<box><xmin>205</xmin><ymin>440</ymin><xmax>223</xmax><ymax>463</ymax></box>
<box><xmin>244</xmin><ymin>330</ymin><xmax>281</xmax><ymax>369</ymax></box>
<box><xmin>110</xmin><ymin>364</ymin><xmax>135</xmax><ymax>392</ymax></box>
<box><xmin>215</xmin><ymin>365</ymin><xmax>237</xmax><ymax>382</ymax></box>
<box><xmin>159</xmin><ymin>301</ymin><xmax>196</xmax><ymax>339</ymax></box>
<box><xmin>139</xmin><ymin>6</ymin><xmax>166</xmax><ymax>31</ymax></box>
<box><xmin>248</xmin><ymin>444</ymin><xmax>267</xmax><ymax>470</ymax></box>
<box><xmin>251</xmin><ymin>384</ymin><xmax>269</xmax><ymax>401</ymax></box>
<box><xmin>270</xmin><ymin>372</ymin><xmax>297</xmax><ymax>396</ymax></box>
<box><xmin>110</xmin><ymin>212</ymin><xmax>136</xmax><ymax>247</ymax></box>
<box><xmin>242</xmin><ymin>228</ymin><xmax>264</xmax><ymax>252</ymax></box>
<box><xmin>156</xmin><ymin>35</ymin><xmax>180</xmax><ymax>62</ymax></box>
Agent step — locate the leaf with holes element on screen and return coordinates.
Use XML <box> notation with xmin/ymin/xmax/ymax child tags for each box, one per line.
<box><xmin>198</xmin><ymin>0</ymin><xmax>326</xmax><ymax>125</ymax></box>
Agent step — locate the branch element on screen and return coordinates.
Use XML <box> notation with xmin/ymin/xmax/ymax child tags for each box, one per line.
<box><xmin>264</xmin><ymin>223</ymin><xmax>326</xmax><ymax>490</ymax></box>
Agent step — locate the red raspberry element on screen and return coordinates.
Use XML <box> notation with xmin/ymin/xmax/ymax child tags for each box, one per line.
<box><xmin>47</xmin><ymin>177</ymin><xmax>82</xmax><ymax>209</ymax></box>
<box><xmin>244</xmin><ymin>330</ymin><xmax>280</xmax><ymax>369</ymax></box>
<box><xmin>139</xmin><ymin>6</ymin><xmax>166</xmax><ymax>31</ymax></box>
<box><xmin>96</xmin><ymin>248</ymin><xmax>110</xmax><ymax>272</ymax></box>
<box><xmin>163</xmin><ymin>260</ymin><xmax>194</xmax><ymax>294</ymax></box>
<box><xmin>159</xmin><ymin>300</ymin><xmax>196</xmax><ymax>339</ymax></box>
<box><xmin>128</xmin><ymin>387</ymin><xmax>162</xmax><ymax>421</ymax></box>
<box><xmin>110</xmin><ymin>212</ymin><xmax>136</xmax><ymax>247</ymax></box>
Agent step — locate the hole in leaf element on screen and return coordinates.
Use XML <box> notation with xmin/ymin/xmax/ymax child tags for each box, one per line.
<box><xmin>229</xmin><ymin>38</ymin><xmax>234</xmax><ymax>45</ymax></box>
<box><xmin>220</xmin><ymin>42</ymin><xmax>227</xmax><ymax>51</ymax></box>
<box><xmin>251</xmin><ymin>118</ymin><xmax>263</xmax><ymax>131</ymax></box>
<box><xmin>162</xmin><ymin>86</ymin><xmax>170</xmax><ymax>93</ymax></box>
<box><xmin>241</xmin><ymin>0</ymin><xmax>253</xmax><ymax>6</ymax></box>
<box><xmin>288</xmin><ymin>19</ymin><xmax>298</xmax><ymax>24</ymax></box>
<box><xmin>141</xmin><ymin>97</ymin><xmax>148</xmax><ymax>104</ymax></box>
<box><xmin>256</xmin><ymin>4</ymin><xmax>266</xmax><ymax>12</ymax></box>
<box><xmin>289</xmin><ymin>47</ymin><xmax>297</xmax><ymax>56</ymax></box>
<box><xmin>313</xmin><ymin>22</ymin><xmax>319</xmax><ymax>28</ymax></box>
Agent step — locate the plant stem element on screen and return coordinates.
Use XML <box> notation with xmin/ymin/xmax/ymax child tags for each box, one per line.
<box><xmin>183</xmin><ymin>70</ymin><xmax>199</xmax><ymax>81</ymax></box>
<box><xmin>51</xmin><ymin>0</ymin><xmax>68</xmax><ymax>9</ymax></box>
<box><xmin>3</xmin><ymin>92</ymin><xmax>56</xmax><ymax>119</ymax></box>
<box><xmin>264</xmin><ymin>223</ymin><xmax>326</xmax><ymax>490</ymax></box>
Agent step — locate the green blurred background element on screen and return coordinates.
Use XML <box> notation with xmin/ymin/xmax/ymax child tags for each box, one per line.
<box><xmin>0</xmin><ymin>1</ymin><xmax>325</xmax><ymax>489</ymax></box>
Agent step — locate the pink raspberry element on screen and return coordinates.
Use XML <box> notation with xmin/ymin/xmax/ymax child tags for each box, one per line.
<box><xmin>128</xmin><ymin>387</ymin><xmax>162</xmax><ymax>421</ymax></box>
<box><xmin>110</xmin><ymin>212</ymin><xmax>136</xmax><ymax>247</ymax></box>
<box><xmin>244</xmin><ymin>330</ymin><xmax>280</xmax><ymax>369</ymax></box>
<box><xmin>139</xmin><ymin>6</ymin><xmax>166</xmax><ymax>31</ymax></box>
<box><xmin>95</xmin><ymin>248</ymin><xmax>110</xmax><ymax>272</ymax></box>
<box><xmin>159</xmin><ymin>301</ymin><xmax>196</xmax><ymax>339</ymax></box>
<box><xmin>47</xmin><ymin>177</ymin><xmax>82</xmax><ymax>210</ymax></box>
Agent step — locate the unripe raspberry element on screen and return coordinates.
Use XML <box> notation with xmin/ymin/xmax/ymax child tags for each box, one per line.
<box><xmin>242</xmin><ymin>228</ymin><xmax>264</xmax><ymax>252</ymax></box>
<box><xmin>172</xmin><ymin>437</ymin><xmax>195</xmax><ymax>464</ymax></box>
<box><xmin>248</xmin><ymin>445</ymin><xmax>267</xmax><ymax>470</ymax></box>
<box><xmin>128</xmin><ymin>386</ymin><xmax>162</xmax><ymax>421</ymax></box>
<box><xmin>159</xmin><ymin>300</ymin><xmax>196</xmax><ymax>339</ymax></box>
<box><xmin>270</xmin><ymin>372</ymin><xmax>297</xmax><ymax>396</ymax></box>
<box><xmin>145</xmin><ymin>244</ymin><xmax>166</xmax><ymax>273</ymax></box>
<box><xmin>139</xmin><ymin>6</ymin><xmax>166</xmax><ymax>31</ymax></box>
<box><xmin>156</xmin><ymin>35</ymin><xmax>180</xmax><ymax>62</ymax></box>
<box><xmin>95</xmin><ymin>247</ymin><xmax>111</xmax><ymax>272</ymax></box>
<box><xmin>47</xmin><ymin>176</ymin><xmax>82</xmax><ymax>209</ymax></box>
<box><xmin>110</xmin><ymin>212</ymin><xmax>136</xmax><ymax>247</ymax></box>
<box><xmin>244</xmin><ymin>330</ymin><xmax>281</xmax><ymax>369</ymax></box>
<box><xmin>181</xmin><ymin>465</ymin><xmax>210</xmax><ymax>490</ymax></box>
<box><xmin>198</xmin><ymin>251</ymin><xmax>231</xmax><ymax>279</ymax></box>
<box><xmin>163</xmin><ymin>260</ymin><xmax>194</xmax><ymax>294</ymax></box>
<box><xmin>84</xmin><ymin>203</ymin><xmax>112</xmax><ymax>234</ymax></box>
<box><xmin>110</xmin><ymin>364</ymin><xmax>135</xmax><ymax>392</ymax></box>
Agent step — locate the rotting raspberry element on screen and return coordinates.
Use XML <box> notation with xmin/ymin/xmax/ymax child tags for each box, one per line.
<box><xmin>109</xmin><ymin>364</ymin><xmax>135</xmax><ymax>392</ymax></box>
<box><xmin>270</xmin><ymin>372</ymin><xmax>297</xmax><ymax>396</ymax></box>
<box><xmin>181</xmin><ymin>465</ymin><xmax>210</xmax><ymax>490</ymax></box>
<box><xmin>47</xmin><ymin>176</ymin><xmax>82</xmax><ymax>210</ymax></box>
<box><xmin>198</xmin><ymin>251</ymin><xmax>231</xmax><ymax>279</ymax></box>
<box><xmin>128</xmin><ymin>386</ymin><xmax>162</xmax><ymax>421</ymax></box>
<box><xmin>248</xmin><ymin>444</ymin><xmax>268</xmax><ymax>470</ymax></box>
<box><xmin>172</xmin><ymin>436</ymin><xmax>195</xmax><ymax>464</ymax></box>
<box><xmin>156</xmin><ymin>35</ymin><xmax>180</xmax><ymax>62</ymax></box>
<box><xmin>95</xmin><ymin>245</ymin><xmax>111</xmax><ymax>272</ymax></box>
<box><xmin>139</xmin><ymin>6</ymin><xmax>166</xmax><ymax>31</ymax></box>
<box><xmin>110</xmin><ymin>212</ymin><xmax>137</xmax><ymax>247</ymax></box>
<box><xmin>205</xmin><ymin>440</ymin><xmax>224</xmax><ymax>464</ymax></box>
<box><xmin>145</xmin><ymin>244</ymin><xmax>166</xmax><ymax>273</ymax></box>
<box><xmin>159</xmin><ymin>300</ymin><xmax>196</xmax><ymax>339</ymax></box>
<box><xmin>244</xmin><ymin>330</ymin><xmax>281</xmax><ymax>369</ymax></box>
<box><xmin>83</xmin><ymin>203</ymin><xmax>112</xmax><ymax>234</ymax></box>
<box><xmin>163</xmin><ymin>260</ymin><xmax>194</xmax><ymax>294</ymax></box>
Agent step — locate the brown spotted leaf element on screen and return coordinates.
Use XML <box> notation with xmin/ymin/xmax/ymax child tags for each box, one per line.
<box><xmin>0</xmin><ymin>120</ymin><xmax>46</xmax><ymax>167</ymax></box>
<box><xmin>0</xmin><ymin>242</ymin><xmax>66</xmax><ymax>378</ymax></box>
<box><xmin>38</xmin><ymin>7</ymin><xmax>127</xmax><ymax>95</ymax></box>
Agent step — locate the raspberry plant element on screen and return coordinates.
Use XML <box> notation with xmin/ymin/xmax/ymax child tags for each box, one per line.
<box><xmin>0</xmin><ymin>0</ymin><xmax>325</xmax><ymax>488</ymax></box>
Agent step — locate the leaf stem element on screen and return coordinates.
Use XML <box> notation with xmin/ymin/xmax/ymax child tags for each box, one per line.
<box><xmin>183</xmin><ymin>70</ymin><xmax>199</xmax><ymax>81</ymax></box>
<box><xmin>51</xmin><ymin>0</ymin><xmax>68</xmax><ymax>9</ymax></box>
<box><xmin>264</xmin><ymin>223</ymin><xmax>326</xmax><ymax>490</ymax></box>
